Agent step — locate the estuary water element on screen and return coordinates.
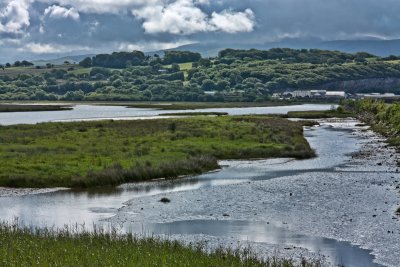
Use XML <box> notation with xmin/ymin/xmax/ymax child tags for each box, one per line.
<box><xmin>0</xmin><ymin>103</ymin><xmax>333</xmax><ymax>125</ymax></box>
<box><xmin>0</xmin><ymin>105</ymin><xmax>399</xmax><ymax>266</ymax></box>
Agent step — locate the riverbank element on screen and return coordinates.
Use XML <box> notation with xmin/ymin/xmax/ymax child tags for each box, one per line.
<box><xmin>1</xmin><ymin>222</ymin><xmax>282</xmax><ymax>267</ymax></box>
<box><xmin>286</xmin><ymin>109</ymin><xmax>353</xmax><ymax>119</ymax></box>
<box><xmin>0</xmin><ymin>116</ymin><xmax>315</xmax><ymax>188</ymax></box>
<box><xmin>0</xmin><ymin>104</ymin><xmax>72</xmax><ymax>112</ymax></box>
<box><xmin>124</xmin><ymin>101</ymin><xmax>333</xmax><ymax>110</ymax></box>
<box><xmin>345</xmin><ymin>99</ymin><xmax>400</xmax><ymax>166</ymax></box>
<box><xmin>107</xmin><ymin>119</ymin><xmax>400</xmax><ymax>267</ymax></box>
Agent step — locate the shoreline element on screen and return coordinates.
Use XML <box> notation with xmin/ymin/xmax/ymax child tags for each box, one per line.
<box><xmin>106</xmin><ymin>118</ymin><xmax>400</xmax><ymax>267</ymax></box>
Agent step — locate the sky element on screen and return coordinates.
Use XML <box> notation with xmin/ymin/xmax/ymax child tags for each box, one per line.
<box><xmin>1</xmin><ymin>0</ymin><xmax>400</xmax><ymax>62</ymax></box>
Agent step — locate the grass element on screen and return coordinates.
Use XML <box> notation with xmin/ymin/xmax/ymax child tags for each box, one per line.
<box><xmin>161</xmin><ymin>112</ymin><xmax>228</xmax><ymax>116</ymax></box>
<box><xmin>0</xmin><ymin>116</ymin><xmax>314</xmax><ymax>188</ymax></box>
<box><xmin>0</xmin><ymin>222</ymin><xmax>323</xmax><ymax>267</ymax></box>
<box><xmin>286</xmin><ymin>109</ymin><xmax>354</xmax><ymax>119</ymax></box>
<box><xmin>68</xmin><ymin>67</ymin><xmax>92</xmax><ymax>75</ymax></box>
<box><xmin>0</xmin><ymin>104</ymin><xmax>72</xmax><ymax>112</ymax></box>
<box><xmin>126</xmin><ymin>102</ymin><xmax>298</xmax><ymax>110</ymax></box>
<box><xmin>0</xmin><ymin>65</ymin><xmax>73</xmax><ymax>78</ymax></box>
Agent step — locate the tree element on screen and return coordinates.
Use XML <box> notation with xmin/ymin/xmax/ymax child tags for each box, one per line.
<box><xmin>79</xmin><ymin>57</ymin><xmax>92</xmax><ymax>68</ymax></box>
<box><xmin>170</xmin><ymin>63</ymin><xmax>180</xmax><ymax>72</ymax></box>
<box><xmin>201</xmin><ymin>79</ymin><xmax>215</xmax><ymax>91</ymax></box>
<box><xmin>163</xmin><ymin>51</ymin><xmax>202</xmax><ymax>64</ymax></box>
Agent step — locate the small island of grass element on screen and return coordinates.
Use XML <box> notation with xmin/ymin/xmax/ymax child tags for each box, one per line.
<box><xmin>0</xmin><ymin>104</ymin><xmax>73</xmax><ymax>113</ymax></box>
<box><xmin>286</xmin><ymin>108</ymin><xmax>353</xmax><ymax>119</ymax></box>
<box><xmin>0</xmin><ymin>116</ymin><xmax>315</xmax><ymax>188</ymax></box>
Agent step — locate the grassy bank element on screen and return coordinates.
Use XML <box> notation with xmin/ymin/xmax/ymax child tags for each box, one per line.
<box><xmin>345</xmin><ymin>100</ymin><xmax>400</xmax><ymax>158</ymax></box>
<box><xmin>0</xmin><ymin>223</ymin><xmax>322</xmax><ymax>267</ymax></box>
<box><xmin>0</xmin><ymin>104</ymin><xmax>72</xmax><ymax>112</ymax></box>
<box><xmin>0</xmin><ymin>116</ymin><xmax>314</xmax><ymax>188</ymax></box>
<box><xmin>345</xmin><ymin>100</ymin><xmax>400</xmax><ymax>215</ymax></box>
<box><xmin>125</xmin><ymin>102</ymin><xmax>298</xmax><ymax>110</ymax></box>
<box><xmin>286</xmin><ymin>108</ymin><xmax>353</xmax><ymax>119</ymax></box>
<box><xmin>160</xmin><ymin>112</ymin><xmax>228</xmax><ymax>116</ymax></box>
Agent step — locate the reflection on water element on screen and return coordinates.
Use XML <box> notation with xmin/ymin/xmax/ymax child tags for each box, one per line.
<box><xmin>0</xmin><ymin>120</ymin><xmax>382</xmax><ymax>267</ymax></box>
<box><xmin>119</xmin><ymin>220</ymin><xmax>383</xmax><ymax>267</ymax></box>
<box><xmin>0</xmin><ymin>104</ymin><xmax>334</xmax><ymax>125</ymax></box>
<box><xmin>0</xmin><ymin>124</ymin><xmax>362</xmax><ymax>228</ymax></box>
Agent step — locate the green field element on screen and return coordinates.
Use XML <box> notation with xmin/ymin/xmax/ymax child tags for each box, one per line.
<box><xmin>0</xmin><ymin>116</ymin><xmax>314</xmax><ymax>188</ymax></box>
<box><xmin>0</xmin><ymin>223</ymin><xmax>322</xmax><ymax>267</ymax></box>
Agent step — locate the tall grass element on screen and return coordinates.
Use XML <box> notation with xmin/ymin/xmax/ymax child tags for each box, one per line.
<box><xmin>0</xmin><ymin>116</ymin><xmax>315</xmax><ymax>188</ymax></box>
<box><xmin>0</xmin><ymin>222</ymin><xmax>323</xmax><ymax>267</ymax></box>
<box><xmin>0</xmin><ymin>104</ymin><xmax>72</xmax><ymax>112</ymax></box>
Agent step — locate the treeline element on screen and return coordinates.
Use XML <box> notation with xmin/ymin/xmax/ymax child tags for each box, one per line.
<box><xmin>1</xmin><ymin>48</ymin><xmax>400</xmax><ymax>101</ymax></box>
<box><xmin>79</xmin><ymin>51</ymin><xmax>202</xmax><ymax>68</ymax></box>
<box><xmin>0</xmin><ymin>60</ymin><xmax>34</xmax><ymax>69</ymax></box>
<box><xmin>218</xmin><ymin>48</ymin><xmax>376</xmax><ymax>64</ymax></box>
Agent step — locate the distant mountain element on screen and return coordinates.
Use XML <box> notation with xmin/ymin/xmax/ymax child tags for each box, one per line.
<box><xmin>31</xmin><ymin>54</ymin><xmax>95</xmax><ymax>66</ymax></box>
<box><xmin>155</xmin><ymin>39</ymin><xmax>400</xmax><ymax>57</ymax></box>
<box><xmin>28</xmin><ymin>39</ymin><xmax>400</xmax><ymax>66</ymax></box>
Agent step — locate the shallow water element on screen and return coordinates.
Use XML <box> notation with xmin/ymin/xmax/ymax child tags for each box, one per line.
<box><xmin>0</xmin><ymin>121</ymin><xmax>392</xmax><ymax>267</ymax></box>
<box><xmin>0</xmin><ymin>103</ymin><xmax>334</xmax><ymax>125</ymax></box>
<box><xmin>133</xmin><ymin>220</ymin><xmax>384</xmax><ymax>267</ymax></box>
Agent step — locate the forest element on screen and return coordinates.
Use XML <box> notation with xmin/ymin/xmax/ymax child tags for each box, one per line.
<box><xmin>1</xmin><ymin>48</ymin><xmax>400</xmax><ymax>101</ymax></box>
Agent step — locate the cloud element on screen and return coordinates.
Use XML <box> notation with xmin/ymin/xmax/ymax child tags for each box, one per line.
<box><xmin>132</xmin><ymin>0</ymin><xmax>255</xmax><ymax>35</ymax></box>
<box><xmin>0</xmin><ymin>0</ymin><xmax>31</xmax><ymax>36</ymax></box>
<box><xmin>44</xmin><ymin>5</ymin><xmax>79</xmax><ymax>21</ymax></box>
<box><xmin>37</xmin><ymin>0</ymin><xmax>159</xmax><ymax>14</ymax></box>
<box><xmin>19</xmin><ymin>42</ymin><xmax>90</xmax><ymax>53</ymax></box>
<box><xmin>118</xmin><ymin>40</ymin><xmax>193</xmax><ymax>51</ymax></box>
<box><xmin>210</xmin><ymin>9</ymin><xmax>255</xmax><ymax>33</ymax></box>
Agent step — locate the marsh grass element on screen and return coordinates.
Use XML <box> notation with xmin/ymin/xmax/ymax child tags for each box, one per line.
<box><xmin>0</xmin><ymin>116</ymin><xmax>314</xmax><ymax>188</ymax></box>
<box><xmin>160</xmin><ymin>112</ymin><xmax>229</xmax><ymax>116</ymax></box>
<box><xmin>0</xmin><ymin>222</ymin><xmax>323</xmax><ymax>267</ymax></box>
<box><xmin>0</xmin><ymin>104</ymin><xmax>72</xmax><ymax>112</ymax></box>
<box><xmin>286</xmin><ymin>109</ymin><xmax>353</xmax><ymax>119</ymax></box>
<box><xmin>125</xmin><ymin>102</ymin><xmax>295</xmax><ymax>110</ymax></box>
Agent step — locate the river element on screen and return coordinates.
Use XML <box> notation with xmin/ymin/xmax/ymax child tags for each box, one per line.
<box><xmin>0</xmin><ymin>105</ymin><xmax>399</xmax><ymax>267</ymax></box>
<box><xmin>0</xmin><ymin>103</ymin><xmax>333</xmax><ymax>125</ymax></box>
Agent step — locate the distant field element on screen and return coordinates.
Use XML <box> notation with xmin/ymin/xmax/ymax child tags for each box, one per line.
<box><xmin>0</xmin><ymin>65</ymin><xmax>84</xmax><ymax>78</ymax></box>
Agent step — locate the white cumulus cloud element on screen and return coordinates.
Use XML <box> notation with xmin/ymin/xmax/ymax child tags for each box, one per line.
<box><xmin>210</xmin><ymin>9</ymin><xmax>255</xmax><ymax>33</ymax></box>
<box><xmin>0</xmin><ymin>0</ymin><xmax>31</xmax><ymax>35</ymax></box>
<box><xmin>20</xmin><ymin>42</ymin><xmax>90</xmax><ymax>53</ymax></box>
<box><xmin>132</xmin><ymin>0</ymin><xmax>255</xmax><ymax>35</ymax></box>
<box><xmin>44</xmin><ymin>5</ymin><xmax>80</xmax><ymax>21</ymax></box>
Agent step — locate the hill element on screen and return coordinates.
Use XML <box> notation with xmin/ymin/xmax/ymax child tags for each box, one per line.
<box><xmin>163</xmin><ymin>39</ymin><xmax>400</xmax><ymax>57</ymax></box>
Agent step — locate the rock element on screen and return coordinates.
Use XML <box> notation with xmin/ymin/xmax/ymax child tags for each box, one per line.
<box><xmin>159</xmin><ymin>197</ymin><xmax>171</xmax><ymax>203</ymax></box>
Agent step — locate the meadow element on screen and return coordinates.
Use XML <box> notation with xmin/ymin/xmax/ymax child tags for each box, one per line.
<box><xmin>0</xmin><ymin>116</ymin><xmax>315</xmax><ymax>188</ymax></box>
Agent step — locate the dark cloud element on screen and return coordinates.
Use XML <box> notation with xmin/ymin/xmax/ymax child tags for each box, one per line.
<box><xmin>1</xmin><ymin>0</ymin><xmax>400</xmax><ymax>62</ymax></box>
